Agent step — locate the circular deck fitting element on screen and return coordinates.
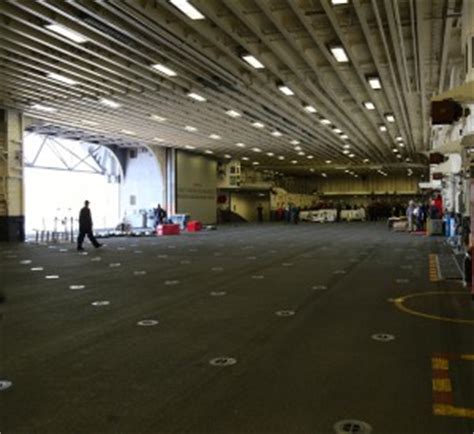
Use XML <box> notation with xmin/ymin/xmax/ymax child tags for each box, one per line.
<box><xmin>312</xmin><ymin>285</ymin><xmax>328</xmax><ymax>291</ymax></box>
<box><xmin>69</xmin><ymin>285</ymin><xmax>85</xmax><ymax>290</ymax></box>
<box><xmin>209</xmin><ymin>357</ymin><xmax>237</xmax><ymax>367</ymax></box>
<box><xmin>165</xmin><ymin>280</ymin><xmax>180</xmax><ymax>286</ymax></box>
<box><xmin>133</xmin><ymin>271</ymin><xmax>147</xmax><ymax>276</ymax></box>
<box><xmin>137</xmin><ymin>320</ymin><xmax>159</xmax><ymax>327</ymax></box>
<box><xmin>109</xmin><ymin>263</ymin><xmax>121</xmax><ymax>268</ymax></box>
<box><xmin>0</xmin><ymin>380</ymin><xmax>12</xmax><ymax>391</ymax></box>
<box><xmin>210</xmin><ymin>291</ymin><xmax>226</xmax><ymax>297</ymax></box>
<box><xmin>334</xmin><ymin>420</ymin><xmax>373</xmax><ymax>433</ymax></box>
<box><xmin>19</xmin><ymin>260</ymin><xmax>32</xmax><ymax>264</ymax></box>
<box><xmin>92</xmin><ymin>301</ymin><xmax>110</xmax><ymax>306</ymax></box>
<box><xmin>371</xmin><ymin>333</ymin><xmax>395</xmax><ymax>342</ymax></box>
<box><xmin>275</xmin><ymin>310</ymin><xmax>295</xmax><ymax>317</ymax></box>
<box><xmin>45</xmin><ymin>275</ymin><xmax>59</xmax><ymax>279</ymax></box>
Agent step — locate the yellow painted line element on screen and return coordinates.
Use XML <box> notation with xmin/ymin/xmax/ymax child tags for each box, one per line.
<box><xmin>433</xmin><ymin>404</ymin><xmax>474</xmax><ymax>418</ymax></box>
<box><xmin>433</xmin><ymin>378</ymin><xmax>452</xmax><ymax>392</ymax></box>
<box><xmin>428</xmin><ymin>254</ymin><xmax>441</xmax><ymax>282</ymax></box>
<box><xmin>461</xmin><ymin>354</ymin><xmax>474</xmax><ymax>361</ymax></box>
<box><xmin>392</xmin><ymin>292</ymin><xmax>474</xmax><ymax>325</ymax></box>
<box><xmin>432</xmin><ymin>357</ymin><xmax>450</xmax><ymax>370</ymax></box>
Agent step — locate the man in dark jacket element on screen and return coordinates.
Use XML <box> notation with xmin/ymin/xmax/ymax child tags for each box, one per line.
<box><xmin>77</xmin><ymin>200</ymin><xmax>102</xmax><ymax>251</ymax></box>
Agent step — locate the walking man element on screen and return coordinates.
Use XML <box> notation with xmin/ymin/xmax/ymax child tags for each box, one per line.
<box><xmin>77</xmin><ymin>200</ymin><xmax>102</xmax><ymax>251</ymax></box>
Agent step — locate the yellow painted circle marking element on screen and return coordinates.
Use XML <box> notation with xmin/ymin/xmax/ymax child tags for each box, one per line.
<box><xmin>392</xmin><ymin>291</ymin><xmax>474</xmax><ymax>325</ymax></box>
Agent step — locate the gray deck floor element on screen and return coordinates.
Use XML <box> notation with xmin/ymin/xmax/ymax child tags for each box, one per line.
<box><xmin>1</xmin><ymin>222</ymin><xmax>473</xmax><ymax>434</ymax></box>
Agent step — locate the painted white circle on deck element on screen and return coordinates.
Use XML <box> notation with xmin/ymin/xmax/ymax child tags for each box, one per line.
<box><xmin>0</xmin><ymin>380</ymin><xmax>12</xmax><ymax>391</ymax></box>
<box><xmin>209</xmin><ymin>357</ymin><xmax>237</xmax><ymax>367</ymax></box>
<box><xmin>275</xmin><ymin>310</ymin><xmax>295</xmax><ymax>317</ymax></box>
<box><xmin>137</xmin><ymin>319</ymin><xmax>159</xmax><ymax>327</ymax></box>
<box><xmin>371</xmin><ymin>333</ymin><xmax>395</xmax><ymax>342</ymax></box>
<box><xmin>92</xmin><ymin>300</ymin><xmax>110</xmax><ymax>306</ymax></box>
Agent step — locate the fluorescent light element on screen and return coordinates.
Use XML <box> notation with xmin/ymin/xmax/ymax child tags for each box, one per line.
<box><xmin>120</xmin><ymin>129</ymin><xmax>136</xmax><ymax>136</ymax></box>
<box><xmin>363</xmin><ymin>101</ymin><xmax>375</xmax><ymax>110</ymax></box>
<box><xmin>242</xmin><ymin>157</ymin><xmax>250</xmax><ymax>161</ymax></box>
<box><xmin>45</xmin><ymin>23</ymin><xmax>87</xmax><ymax>43</ymax></box>
<box><xmin>363</xmin><ymin>159</ymin><xmax>370</xmax><ymax>163</ymax></box>
<box><xmin>205</xmin><ymin>150</ymin><xmax>214</xmax><ymax>154</ymax></box>
<box><xmin>100</xmin><ymin>98</ymin><xmax>121</xmax><ymax>108</ymax></box>
<box><xmin>307</xmin><ymin>155</ymin><xmax>314</xmax><ymax>159</ymax></box>
<box><xmin>368</xmin><ymin>76</ymin><xmax>382</xmax><ymax>89</ymax></box>
<box><xmin>185</xmin><ymin>125</ymin><xmax>197</xmax><ymax>132</ymax></box>
<box><xmin>392</xmin><ymin>148</ymin><xmax>399</xmax><ymax>153</ymax></box>
<box><xmin>398</xmin><ymin>142</ymin><xmax>405</xmax><ymax>148</ymax></box>
<box><xmin>188</xmin><ymin>92</ymin><xmax>206</xmax><ymax>102</ymax></box>
<box><xmin>252</xmin><ymin>147</ymin><xmax>262</xmax><ymax>153</ymax></box>
<box><xmin>397</xmin><ymin>154</ymin><xmax>402</xmax><ymax>159</ymax></box>
<box><xmin>252</xmin><ymin>121</ymin><xmax>265</xmax><ymax>128</ymax></box>
<box><xmin>349</xmin><ymin>153</ymin><xmax>355</xmax><ymax>158</ymax></box>
<box><xmin>226</xmin><ymin>109</ymin><xmax>241</xmax><ymax>118</ymax></box>
<box><xmin>294</xmin><ymin>146</ymin><xmax>302</xmax><ymax>151</ymax></box>
<box><xmin>278</xmin><ymin>85</ymin><xmax>294</xmax><ymax>96</ymax></box>
<box><xmin>271</xmin><ymin>131</ymin><xmax>283</xmax><ymax>137</ymax></box>
<box><xmin>150</xmin><ymin>114</ymin><xmax>166</xmax><ymax>122</ymax></box>
<box><xmin>396</xmin><ymin>136</ymin><xmax>403</xmax><ymax>142</ymax></box>
<box><xmin>331</xmin><ymin>0</ymin><xmax>349</xmax><ymax>5</ymax></box>
<box><xmin>333</xmin><ymin>128</ymin><xmax>342</xmax><ymax>134</ymax></box>
<box><xmin>340</xmin><ymin>134</ymin><xmax>349</xmax><ymax>140</ymax></box>
<box><xmin>169</xmin><ymin>0</ymin><xmax>205</xmax><ymax>20</ymax></box>
<box><xmin>325</xmin><ymin>160</ymin><xmax>332</xmax><ymax>164</ymax></box>
<box><xmin>252</xmin><ymin>161</ymin><xmax>260</xmax><ymax>165</ymax></box>
<box><xmin>290</xmin><ymin>140</ymin><xmax>300</xmax><ymax>145</ymax></box>
<box><xmin>298</xmin><ymin>151</ymin><xmax>306</xmax><ymax>156</ymax></box>
<box><xmin>153</xmin><ymin>137</ymin><xmax>164</xmax><ymax>142</ymax></box>
<box><xmin>320</xmin><ymin>118</ymin><xmax>331</xmax><ymax>125</ymax></box>
<box><xmin>310</xmin><ymin>168</ymin><xmax>315</xmax><ymax>172</ymax></box>
<box><xmin>321</xmin><ymin>173</ymin><xmax>328</xmax><ymax>178</ymax></box>
<box><xmin>185</xmin><ymin>145</ymin><xmax>196</xmax><ymax>149</ymax></box>
<box><xmin>385</xmin><ymin>113</ymin><xmax>395</xmax><ymax>122</ymax></box>
<box><xmin>291</xmin><ymin>160</ymin><xmax>298</xmax><ymax>164</ymax></box>
<box><xmin>329</xmin><ymin>46</ymin><xmax>349</xmax><ymax>63</ymax></box>
<box><xmin>343</xmin><ymin>144</ymin><xmax>351</xmax><ymax>149</ymax></box>
<box><xmin>266</xmin><ymin>152</ymin><xmax>275</xmax><ymax>156</ymax></box>
<box><xmin>31</xmin><ymin>104</ymin><xmax>57</xmax><ymax>113</ymax></box>
<box><xmin>236</xmin><ymin>142</ymin><xmax>246</xmax><ymax>148</ymax></box>
<box><xmin>81</xmin><ymin>120</ymin><xmax>98</xmax><ymax>126</ymax></box>
<box><xmin>47</xmin><ymin>72</ymin><xmax>77</xmax><ymax>85</ymax></box>
<box><xmin>209</xmin><ymin>134</ymin><xmax>221</xmax><ymax>140</ymax></box>
<box><xmin>151</xmin><ymin>64</ymin><xmax>177</xmax><ymax>77</ymax></box>
<box><xmin>224</xmin><ymin>154</ymin><xmax>232</xmax><ymax>159</ymax></box>
<box><xmin>242</xmin><ymin>55</ymin><xmax>265</xmax><ymax>69</ymax></box>
<box><xmin>379</xmin><ymin>125</ymin><xmax>387</xmax><ymax>132</ymax></box>
<box><xmin>278</xmin><ymin>156</ymin><xmax>285</xmax><ymax>160</ymax></box>
<box><xmin>342</xmin><ymin>150</ymin><xmax>350</xmax><ymax>155</ymax></box>
<box><xmin>304</xmin><ymin>105</ymin><xmax>317</xmax><ymax>113</ymax></box>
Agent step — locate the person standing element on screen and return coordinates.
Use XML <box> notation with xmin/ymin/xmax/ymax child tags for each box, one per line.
<box><xmin>77</xmin><ymin>200</ymin><xmax>102</xmax><ymax>251</ymax></box>
<box><xmin>154</xmin><ymin>203</ymin><xmax>167</xmax><ymax>227</ymax></box>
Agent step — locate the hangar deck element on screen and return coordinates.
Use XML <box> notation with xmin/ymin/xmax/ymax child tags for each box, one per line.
<box><xmin>1</xmin><ymin>223</ymin><xmax>474</xmax><ymax>434</ymax></box>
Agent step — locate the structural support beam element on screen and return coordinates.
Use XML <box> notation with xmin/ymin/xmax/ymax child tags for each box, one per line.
<box><xmin>0</xmin><ymin>107</ymin><xmax>25</xmax><ymax>241</ymax></box>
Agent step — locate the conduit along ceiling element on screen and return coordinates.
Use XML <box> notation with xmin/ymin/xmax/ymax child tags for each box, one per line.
<box><xmin>0</xmin><ymin>0</ymin><xmax>465</xmax><ymax>177</ymax></box>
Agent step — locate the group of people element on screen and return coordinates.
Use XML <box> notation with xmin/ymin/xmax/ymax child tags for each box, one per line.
<box><xmin>406</xmin><ymin>195</ymin><xmax>443</xmax><ymax>232</ymax></box>
<box><xmin>274</xmin><ymin>203</ymin><xmax>301</xmax><ymax>224</ymax></box>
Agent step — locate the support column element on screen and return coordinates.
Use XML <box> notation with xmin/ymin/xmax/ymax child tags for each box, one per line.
<box><xmin>0</xmin><ymin>108</ymin><xmax>25</xmax><ymax>242</ymax></box>
<box><xmin>165</xmin><ymin>147</ymin><xmax>177</xmax><ymax>216</ymax></box>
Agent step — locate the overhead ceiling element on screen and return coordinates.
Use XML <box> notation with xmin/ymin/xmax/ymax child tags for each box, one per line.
<box><xmin>0</xmin><ymin>0</ymin><xmax>465</xmax><ymax>175</ymax></box>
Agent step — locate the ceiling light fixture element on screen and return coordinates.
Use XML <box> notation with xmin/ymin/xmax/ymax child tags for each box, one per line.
<box><xmin>47</xmin><ymin>72</ymin><xmax>77</xmax><ymax>85</ymax></box>
<box><xmin>321</xmin><ymin>173</ymin><xmax>328</xmax><ymax>178</ymax></box>
<box><xmin>236</xmin><ymin>143</ymin><xmax>246</xmax><ymax>148</ymax></box>
<box><xmin>226</xmin><ymin>109</ymin><xmax>241</xmax><ymax>118</ymax></box>
<box><xmin>45</xmin><ymin>23</ymin><xmax>87</xmax><ymax>43</ymax></box>
<box><xmin>169</xmin><ymin>0</ymin><xmax>205</xmax><ymax>20</ymax></box>
<box><xmin>31</xmin><ymin>104</ymin><xmax>57</xmax><ymax>113</ymax></box>
<box><xmin>209</xmin><ymin>134</ymin><xmax>221</xmax><ymax>140</ymax></box>
<box><xmin>151</xmin><ymin>64</ymin><xmax>177</xmax><ymax>77</ymax></box>
<box><xmin>340</xmin><ymin>134</ymin><xmax>349</xmax><ymax>140</ymax></box>
<box><xmin>304</xmin><ymin>105</ymin><xmax>317</xmax><ymax>113</ymax></box>
<box><xmin>329</xmin><ymin>45</ymin><xmax>349</xmax><ymax>63</ymax></box>
<box><xmin>242</xmin><ymin>54</ymin><xmax>265</xmax><ymax>69</ymax></box>
<box><xmin>150</xmin><ymin>114</ymin><xmax>166</xmax><ymax>122</ymax></box>
<box><xmin>385</xmin><ymin>113</ymin><xmax>395</xmax><ymax>122</ymax></box>
<box><xmin>290</xmin><ymin>140</ymin><xmax>300</xmax><ymax>145</ymax></box>
<box><xmin>343</xmin><ymin>144</ymin><xmax>351</xmax><ymax>149</ymax></box>
<box><xmin>278</xmin><ymin>156</ymin><xmax>285</xmax><ymax>160</ymax></box>
<box><xmin>333</xmin><ymin>128</ymin><xmax>342</xmax><ymax>134</ymax></box>
<box><xmin>120</xmin><ymin>129</ymin><xmax>136</xmax><ymax>135</ymax></box>
<box><xmin>205</xmin><ymin>150</ymin><xmax>214</xmax><ymax>154</ymax></box>
<box><xmin>185</xmin><ymin>145</ymin><xmax>196</xmax><ymax>150</ymax></box>
<box><xmin>267</xmin><ymin>152</ymin><xmax>275</xmax><ymax>156</ymax></box>
<box><xmin>153</xmin><ymin>137</ymin><xmax>164</xmax><ymax>142</ymax></box>
<box><xmin>367</xmin><ymin>76</ymin><xmax>382</xmax><ymax>90</ymax></box>
<box><xmin>278</xmin><ymin>85</ymin><xmax>295</xmax><ymax>96</ymax></box>
<box><xmin>363</xmin><ymin>101</ymin><xmax>375</xmax><ymax>110</ymax></box>
<box><xmin>188</xmin><ymin>92</ymin><xmax>206</xmax><ymax>102</ymax></box>
<box><xmin>100</xmin><ymin>98</ymin><xmax>121</xmax><ymax>108</ymax></box>
<box><xmin>185</xmin><ymin>125</ymin><xmax>197</xmax><ymax>132</ymax></box>
<box><xmin>307</xmin><ymin>155</ymin><xmax>314</xmax><ymax>159</ymax></box>
<box><xmin>320</xmin><ymin>118</ymin><xmax>331</xmax><ymax>125</ymax></box>
<box><xmin>242</xmin><ymin>157</ymin><xmax>250</xmax><ymax>161</ymax></box>
<box><xmin>291</xmin><ymin>160</ymin><xmax>298</xmax><ymax>164</ymax></box>
<box><xmin>396</xmin><ymin>136</ymin><xmax>403</xmax><ymax>142</ymax></box>
<box><xmin>224</xmin><ymin>154</ymin><xmax>232</xmax><ymax>159</ymax></box>
<box><xmin>331</xmin><ymin>0</ymin><xmax>349</xmax><ymax>5</ymax></box>
<box><xmin>326</xmin><ymin>160</ymin><xmax>332</xmax><ymax>164</ymax></box>
<box><xmin>252</xmin><ymin>121</ymin><xmax>265</xmax><ymax>128</ymax></box>
<box><xmin>379</xmin><ymin>125</ymin><xmax>387</xmax><ymax>132</ymax></box>
<box><xmin>294</xmin><ymin>146</ymin><xmax>302</xmax><ymax>151</ymax></box>
<box><xmin>271</xmin><ymin>131</ymin><xmax>283</xmax><ymax>137</ymax></box>
<box><xmin>252</xmin><ymin>147</ymin><xmax>262</xmax><ymax>153</ymax></box>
